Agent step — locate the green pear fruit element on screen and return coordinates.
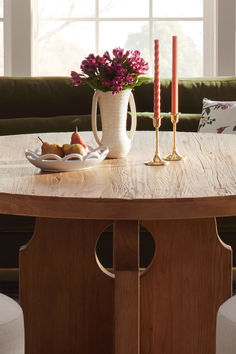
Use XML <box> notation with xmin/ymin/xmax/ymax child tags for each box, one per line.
<box><xmin>63</xmin><ymin>143</ymin><xmax>86</xmax><ymax>156</ymax></box>
<box><xmin>38</xmin><ymin>137</ymin><xmax>64</xmax><ymax>158</ymax></box>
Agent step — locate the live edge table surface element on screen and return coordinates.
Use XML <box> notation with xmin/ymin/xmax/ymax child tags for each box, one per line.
<box><xmin>0</xmin><ymin>131</ymin><xmax>235</xmax><ymax>354</ymax></box>
<box><xmin>0</xmin><ymin>131</ymin><xmax>235</xmax><ymax>219</ymax></box>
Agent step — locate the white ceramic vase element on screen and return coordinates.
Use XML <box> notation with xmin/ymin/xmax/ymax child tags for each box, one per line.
<box><xmin>91</xmin><ymin>89</ymin><xmax>137</xmax><ymax>158</ymax></box>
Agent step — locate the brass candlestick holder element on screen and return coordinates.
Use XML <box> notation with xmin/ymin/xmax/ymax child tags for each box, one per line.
<box><xmin>145</xmin><ymin>116</ymin><xmax>168</xmax><ymax>166</ymax></box>
<box><xmin>164</xmin><ymin>113</ymin><xmax>185</xmax><ymax>161</ymax></box>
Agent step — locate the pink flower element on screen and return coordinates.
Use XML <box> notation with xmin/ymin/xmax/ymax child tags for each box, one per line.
<box><xmin>112</xmin><ymin>48</ymin><xmax>124</xmax><ymax>60</ymax></box>
<box><xmin>103</xmin><ymin>79</ymin><xmax>112</xmax><ymax>87</ymax></box>
<box><xmin>71</xmin><ymin>71</ymin><xmax>84</xmax><ymax>86</ymax></box>
<box><xmin>128</xmin><ymin>54</ymin><xmax>149</xmax><ymax>74</ymax></box>
<box><xmin>103</xmin><ymin>51</ymin><xmax>111</xmax><ymax>61</ymax></box>
<box><xmin>96</xmin><ymin>55</ymin><xmax>107</xmax><ymax>67</ymax></box>
<box><xmin>132</xmin><ymin>50</ymin><xmax>141</xmax><ymax>57</ymax></box>
<box><xmin>126</xmin><ymin>74</ymin><xmax>135</xmax><ymax>84</ymax></box>
<box><xmin>81</xmin><ymin>54</ymin><xmax>98</xmax><ymax>74</ymax></box>
<box><xmin>112</xmin><ymin>48</ymin><xmax>130</xmax><ymax>61</ymax></box>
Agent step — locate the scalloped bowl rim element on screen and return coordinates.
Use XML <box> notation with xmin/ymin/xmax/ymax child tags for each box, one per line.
<box><xmin>25</xmin><ymin>145</ymin><xmax>109</xmax><ymax>172</ymax></box>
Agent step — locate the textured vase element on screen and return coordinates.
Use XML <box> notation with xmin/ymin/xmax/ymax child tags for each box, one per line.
<box><xmin>91</xmin><ymin>89</ymin><xmax>137</xmax><ymax>158</ymax></box>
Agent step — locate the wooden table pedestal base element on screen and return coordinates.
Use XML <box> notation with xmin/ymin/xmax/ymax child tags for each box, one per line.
<box><xmin>19</xmin><ymin>217</ymin><xmax>231</xmax><ymax>354</ymax></box>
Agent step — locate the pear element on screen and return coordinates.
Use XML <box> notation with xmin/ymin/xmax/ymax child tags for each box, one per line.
<box><xmin>38</xmin><ymin>137</ymin><xmax>64</xmax><ymax>158</ymax></box>
<box><xmin>63</xmin><ymin>143</ymin><xmax>86</xmax><ymax>156</ymax></box>
<box><xmin>71</xmin><ymin>127</ymin><xmax>87</xmax><ymax>148</ymax></box>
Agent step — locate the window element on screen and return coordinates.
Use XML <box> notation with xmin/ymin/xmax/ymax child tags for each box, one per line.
<box><xmin>4</xmin><ymin>0</ymin><xmax>234</xmax><ymax>78</ymax></box>
<box><xmin>37</xmin><ymin>0</ymin><xmax>204</xmax><ymax>78</ymax></box>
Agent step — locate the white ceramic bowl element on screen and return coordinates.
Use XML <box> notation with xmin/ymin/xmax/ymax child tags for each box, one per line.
<box><xmin>25</xmin><ymin>145</ymin><xmax>109</xmax><ymax>172</ymax></box>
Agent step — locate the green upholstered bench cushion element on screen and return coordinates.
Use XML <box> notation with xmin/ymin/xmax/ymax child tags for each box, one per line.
<box><xmin>0</xmin><ymin>112</ymin><xmax>200</xmax><ymax>136</ymax></box>
<box><xmin>133</xmin><ymin>112</ymin><xmax>201</xmax><ymax>132</ymax></box>
<box><xmin>0</xmin><ymin>114</ymin><xmax>96</xmax><ymax>135</ymax></box>
<box><xmin>0</xmin><ymin>77</ymin><xmax>94</xmax><ymax>118</ymax></box>
<box><xmin>134</xmin><ymin>76</ymin><xmax>236</xmax><ymax>113</ymax></box>
<box><xmin>2</xmin><ymin>76</ymin><xmax>236</xmax><ymax>121</ymax></box>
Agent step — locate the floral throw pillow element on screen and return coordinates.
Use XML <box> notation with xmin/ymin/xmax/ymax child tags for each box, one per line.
<box><xmin>198</xmin><ymin>98</ymin><xmax>236</xmax><ymax>134</ymax></box>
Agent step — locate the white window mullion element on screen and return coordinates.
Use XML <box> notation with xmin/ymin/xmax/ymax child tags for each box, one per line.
<box><xmin>216</xmin><ymin>0</ymin><xmax>236</xmax><ymax>76</ymax></box>
<box><xmin>203</xmin><ymin>0</ymin><xmax>217</xmax><ymax>76</ymax></box>
<box><xmin>95</xmin><ymin>0</ymin><xmax>99</xmax><ymax>54</ymax></box>
<box><xmin>3</xmin><ymin>0</ymin><xmax>12</xmax><ymax>76</ymax></box>
<box><xmin>149</xmin><ymin>0</ymin><xmax>153</xmax><ymax>76</ymax></box>
<box><xmin>4</xmin><ymin>0</ymin><xmax>36</xmax><ymax>76</ymax></box>
<box><xmin>31</xmin><ymin>0</ymin><xmax>38</xmax><ymax>76</ymax></box>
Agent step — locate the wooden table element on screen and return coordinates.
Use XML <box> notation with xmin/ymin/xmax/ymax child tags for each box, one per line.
<box><xmin>0</xmin><ymin>131</ymin><xmax>235</xmax><ymax>354</ymax></box>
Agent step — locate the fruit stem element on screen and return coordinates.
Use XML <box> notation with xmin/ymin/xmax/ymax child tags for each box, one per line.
<box><xmin>38</xmin><ymin>136</ymin><xmax>44</xmax><ymax>144</ymax></box>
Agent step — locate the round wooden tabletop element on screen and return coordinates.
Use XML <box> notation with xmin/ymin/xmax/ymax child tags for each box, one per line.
<box><xmin>0</xmin><ymin>131</ymin><xmax>235</xmax><ymax>220</ymax></box>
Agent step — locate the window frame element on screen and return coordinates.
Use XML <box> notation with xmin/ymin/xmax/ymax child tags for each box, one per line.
<box><xmin>4</xmin><ymin>0</ymin><xmax>38</xmax><ymax>76</ymax></box>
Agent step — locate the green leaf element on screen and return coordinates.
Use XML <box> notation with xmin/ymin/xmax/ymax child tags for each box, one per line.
<box><xmin>137</xmin><ymin>76</ymin><xmax>151</xmax><ymax>83</ymax></box>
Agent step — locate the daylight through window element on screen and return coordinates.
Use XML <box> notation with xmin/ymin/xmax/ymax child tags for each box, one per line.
<box><xmin>37</xmin><ymin>0</ymin><xmax>203</xmax><ymax>78</ymax></box>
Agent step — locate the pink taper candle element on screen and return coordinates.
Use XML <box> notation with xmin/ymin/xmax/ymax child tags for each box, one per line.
<box><xmin>171</xmin><ymin>36</ymin><xmax>178</xmax><ymax>114</ymax></box>
<box><xmin>154</xmin><ymin>39</ymin><xmax>160</xmax><ymax>118</ymax></box>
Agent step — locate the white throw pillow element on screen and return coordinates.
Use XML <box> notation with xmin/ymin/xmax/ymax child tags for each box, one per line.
<box><xmin>198</xmin><ymin>98</ymin><xmax>236</xmax><ymax>134</ymax></box>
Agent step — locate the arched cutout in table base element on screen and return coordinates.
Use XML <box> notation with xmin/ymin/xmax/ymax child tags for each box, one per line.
<box><xmin>95</xmin><ymin>223</ymin><xmax>156</xmax><ymax>276</ymax></box>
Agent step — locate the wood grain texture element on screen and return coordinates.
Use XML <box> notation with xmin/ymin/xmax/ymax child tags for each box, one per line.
<box><xmin>3</xmin><ymin>131</ymin><xmax>235</xmax><ymax>354</ymax></box>
<box><xmin>20</xmin><ymin>218</ymin><xmax>114</xmax><ymax>354</ymax></box>
<box><xmin>114</xmin><ymin>221</ymin><xmax>139</xmax><ymax>271</ymax></box>
<box><xmin>140</xmin><ymin>218</ymin><xmax>232</xmax><ymax>354</ymax></box>
<box><xmin>0</xmin><ymin>131</ymin><xmax>235</xmax><ymax>219</ymax></box>
<box><xmin>114</xmin><ymin>221</ymin><xmax>140</xmax><ymax>354</ymax></box>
